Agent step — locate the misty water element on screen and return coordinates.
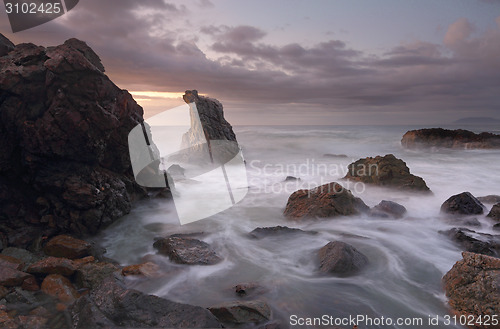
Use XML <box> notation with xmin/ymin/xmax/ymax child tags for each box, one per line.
<box><xmin>96</xmin><ymin>125</ymin><xmax>500</xmax><ymax>329</ymax></box>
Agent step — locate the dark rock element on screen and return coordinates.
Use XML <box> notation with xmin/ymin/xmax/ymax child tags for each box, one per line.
<box><xmin>487</xmin><ymin>203</ymin><xmax>500</xmax><ymax>221</ymax></box>
<box><xmin>494</xmin><ymin>223</ymin><xmax>500</xmax><ymax>231</ymax></box>
<box><xmin>370</xmin><ymin>200</ymin><xmax>407</xmax><ymax>219</ymax></box>
<box><xmin>284</xmin><ymin>176</ymin><xmax>300</xmax><ymax>182</ymax></box>
<box><xmin>0</xmin><ymin>38</ymin><xmax>147</xmax><ymax>244</ymax></box>
<box><xmin>74</xmin><ymin>262</ymin><xmax>119</xmax><ymax>289</ymax></box>
<box><xmin>344</xmin><ymin>154</ymin><xmax>430</xmax><ymax>192</ymax></box>
<box><xmin>441</xmin><ymin>192</ymin><xmax>485</xmax><ymax>215</ymax></box>
<box><xmin>27</xmin><ymin>256</ymin><xmax>76</xmax><ymax>276</ymax></box>
<box><xmin>323</xmin><ymin>154</ymin><xmax>348</xmax><ymax>158</ymax></box>
<box><xmin>16</xmin><ymin>315</ymin><xmax>48</xmax><ymax>329</ymax></box>
<box><xmin>77</xmin><ymin>277</ymin><xmax>222</xmax><ymax>328</ymax></box>
<box><xmin>249</xmin><ymin>226</ymin><xmax>316</xmax><ymax>239</ymax></box>
<box><xmin>0</xmin><ymin>267</ymin><xmax>31</xmax><ymax>287</ymax></box>
<box><xmin>477</xmin><ymin>195</ymin><xmax>500</xmax><ymax>204</ymax></box>
<box><xmin>208</xmin><ymin>300</ymin><xmax>271</xmax><ymax>325</ymax></box>
<box><xmin>0</xmin><ymin>308</ymin><xmax>19</xmax><ymax>328</ymax></box>
<box><xmin>153</xmin><ymin>236</ymin><xmax>222</xmax><ymax>265</ymax></box>
<box><xmin>71</xmin><ymin>295</ymin><xmax>115</xmax><ymax>329</ymax></box>
<box><xmin>402</xmin><ymin>128</ymin><xmax>500</xmax><ymax>149</ymax></box>
<box><xmin>41</xmin><ymin>274</ymin><xmax>79</xmax><ymax>304</ymax></box>
<box><xmin>21</xmin><ymin>275</ymin><xmax>40</xmax><ymax>291</ymax></box>
<box><xmin>0</xmin><ymin>34</ymin><xmax>14</xmax><ymax>57</ymax></box>
<box><xmin>439</xmin><ymin>228</ymin><xmax>500</xmax><ymax>257</ymax></box>
<box><xmin>443</xmin><ymin>252</ymin><xmax>500</xmax><ymax>326</ymax></box>
<box><xmin>442</xmin><ymin>217</ymin><xmax>482</xmax><ymax>227</ymax></box>
<box><xmin>44</xmin><ymin>235</ymin><xmax>91</xmax><ymax>259</ymax></box>
<box><xmin>284</xmin><ymin>182</ymin><xmax>369</xmax><ymax>220</ymax></box>
<box><xmin>318</xmin><ymin>241</ymin><xmax>368</xmax><ymax>276</ymax></box>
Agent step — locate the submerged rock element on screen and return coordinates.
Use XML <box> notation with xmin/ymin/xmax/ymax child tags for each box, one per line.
<box><xmin>284</xmin><ymin>182</ymin><xmax>369</xmax><ymax>220</ymax></box>
<box><xmin>318</xmin><ymin>241</ymin><xmax>368</xmax><ymax>276</ymax></box>
<box><xmin>477</xmin><ymin>195</ymin><xmax>500</xmax><ymax>204</ymax></box>
<box><xmin>323</xmin><ymin>154</ymin><xmax>348</xmax><ymax>158</ymax></box>
<box><xmin>284</xmin><ymin>176</ymin><xmax>300</xmax><ymax>182</ymax></box>
<box><xmin>439</xmin><ymin>228</ymin><xmax>500</xmax><ymax>257</ymax></box>
<box><xmin>121</xmin><ymin>262</ymin><xmax>160</xmax><ymax>277</ymax></box>
<box><xmin>487</xmin><ymin>204</ymin><xmax>500</xmax><ymax>221</ymax></box>
<box><xmin>402</xmin><ymin>128</ymin><xmax>500</xmax><ymax>149</ymax></box>
<box><xmin>208</xmin><ymin>300</ymin><xmax>271</xmax><ymax>325</ymax></box>
<box><xmin>72</xmin><ymin>277</ymin><xmax>222</xmax><ymax>328</ymax></box>
<box><xmin>234</xmin><ymin>282</ymin><xmax>265</xmax><ymax>297</ymax></box>
<box><xmin>370</xmin><ymin>200</ymin><xmax>407</xmax><ymax>219</ymax></box>
<box><xmin>343</xmin><ymin>154</ymin><xmax>430</xmax><ymax>192</ymax></box>
<box><xmin>249</xmin><ymin>226</ymin><xmax>316</xmax><ymax>239</ymax></box>
<box><xmin>441</xmin><ymin>192</ymin><xmax>485</xmax><ymax>215</ymax></box>
<box><xmin>153</xmin><ymin>236</ymin><xmax>222</xmax><ymax>265</ymax></box>
<box><xmin>442</xmin><ymin>252</ymin><xmax>500</xmax><ymax>327</ymax></box>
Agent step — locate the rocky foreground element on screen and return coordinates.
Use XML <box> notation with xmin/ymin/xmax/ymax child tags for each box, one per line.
<box><xmin>402</xmin><ymin>128</ymin><xmax>500</xmax><ymax>149</ymax></box>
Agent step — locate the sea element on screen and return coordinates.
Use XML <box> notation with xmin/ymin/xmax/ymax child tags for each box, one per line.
<box><xmin>95</xmin><ymin>124</ymin><xmax>500</xmax><ymax>329</ymax></box>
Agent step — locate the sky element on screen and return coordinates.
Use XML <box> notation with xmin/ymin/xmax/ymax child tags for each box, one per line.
<box><xmin>1</xmin><ymin>0</ymin><xmax>500</xmax><ymax>125</ymax></box>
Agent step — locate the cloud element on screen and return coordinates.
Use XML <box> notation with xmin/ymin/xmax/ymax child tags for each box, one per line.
<box><xmin>3</xmin><ymin>4</ymin><xmax>500</xmax><ymax>124</ymax></box>
<box><xmin>444</xmin><ymin>17</ymin><xmax>474</xmax><ymax>46</ymax></box>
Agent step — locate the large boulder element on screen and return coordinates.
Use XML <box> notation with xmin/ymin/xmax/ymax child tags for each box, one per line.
<box><xmin>441</xmin><ymin>192</ymin><xmax>485</xmax><ymax>215</ymax></box>
<box><xmin>442</xmin><ymin>252</ymin><xmax>500</xmax><ymax>327</ymax></box>
<box><xmin>283</xmin><ymin>182</ymin><xmax>369</xmax><ymax>220</ymax></box>
<box><xmin>0</xmin><ymin>36</ymin><xmax>148</xmax><ymax>244</ymax></box>
<box><xmin>43</xmin><ymin>235</ymin><xmax>91</xmax><ymax>259</ymax></box>
<box><xmin>487</xmin><ymin>204</ymin><xmax>500</xmax><ymax>221</ymax></box>
<box><xmin>402</xmin><ymin>128</ymin><xmax>500</xmax><ymax>149</ymax></box>
<box><xmin>153</xmin><ymin>236</ymin><xmax>222</xmax><ymax>265</ymax></box>
<box><xmin>27</xmin><ymin>257</ymin><xmax>76</xmax><ymax>276</ymax></box>
<box><xmin>369</xmin><ymin>200</ymin><xmax>407</xmax><ymax>219</ymax></box>
<box><xmin>343</xmin><ymin>154</ymin><xmax>430</xmax><ymax>192</ymax></box>
<box><xmin>71</xmin><ymin>277</ymin><xmax>222</xmax><ymax>328</ymax></box>
<box><xmin>318</xmin><ymin>241</ymin><xmax>368</xmax><ymax>276</ymax></box>
<box><xmin>249</xmin><ymin>226</ymin><xmax>316</xmax><ymax>239</ymax></box>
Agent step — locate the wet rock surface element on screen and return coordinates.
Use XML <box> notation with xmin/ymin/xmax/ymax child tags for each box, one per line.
<box><xmin>249</xmin><ymin>226</ymin><xmax>317</xmax><ymax>239</ymax></box>
<box><xmin>343</xmin><ymin>154</ymin><xmax>430</xmax><ymax>192</ymax></box>
<box><xmin>0</xmin><ymin>35</ymin><xmax>148</xmax><ymax>246</ymax></box>
<box><xmin>477</xmin><ymin>195</ymin><xmax>500</xmax><ymax>204</ymax></box>
<box><xmin>43</xmin><ymin>234</ymin><xmax>91</xmax><ymax>259</ymax></box>
<box><xmin>318</xmin><ymin>241</ymin><xmax>369</xmax><ymax>276</ymax></box>
<box><xmin>443</xmin><ymin>252</ymin><xmax>500</xmax><ymax>328</ymax></box>
<box><xmin>370</xmin><ymin>200</ymin><xmax>407</xmax><ymax>219</ymax></box>
<box><xmin>439</xmin><ymin>228</ymin><xmax>500</xmax><ymax>257</ymax></box>
<box><xmin>284</xmin><ymin>182</ymin><xmax>369</xmax><ymax>219</ymax></box>
<box><xmin>402</xmin><ymin>128</ymin><xmax>500</xmax><ymax>149</ymax></box>
<box><xmin>208</xmin><ymin>300</ymin><xmax>271</xmax><ymax>325</ymax></box>
<box><xmin>153</xmin><ymin>236</ymin><xmax>222</xmax><ymax>265</ymax></box>
<box><xmin>441</xmin><ymin>192</ymin><xmax>485</xmax><ymax>215</ymax></box>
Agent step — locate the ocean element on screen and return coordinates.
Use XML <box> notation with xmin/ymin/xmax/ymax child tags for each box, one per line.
<box><xmin>95</xmin><ymin>124</ymin><xmax>500</xmax><ymax>328</ymax></box>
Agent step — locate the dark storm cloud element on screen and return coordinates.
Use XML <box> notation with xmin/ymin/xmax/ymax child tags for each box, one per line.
<box><xmin>2</xmin><ymin>1</ymin><xmax>500</xmax><ymax>123</ymax></box>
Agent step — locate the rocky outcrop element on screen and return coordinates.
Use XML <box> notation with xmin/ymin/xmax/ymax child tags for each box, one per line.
<box><xmin>318</xmin><ymin>241</ymin><xmax>368</xmax><ymax>276</ymax></box>
<box><xmin>487</xmin><ymin>204</ymin><xmax>500</xmax><ymax>221</ymax></box>
<box><xmin>249</xmin><ymin>226</ymin><xmax>316</xmax><ymax>239</ymax></box>
<box><xmin>153</xmin><ymin>235</ymin><xmax>222</xmax><ymax>265</ymax></box>
<box><xmin>0</xmin><ymin>34</ymin><xmax>14</xmax><ymax>57</ymax></box>
<box><xmin>343</xmin><ymin>154</ymin><xmax>430</xmax><ymax>192</ymax></box>
<box><xmin>43</xmin><ymin>234</ymin><xmax>91</xmax><ymax>259</ymax></box>
<box><xmin>441</xmin><ymin>192</ymin><xmax>485</xmax><ymax>215</ymax></box>
<box><xmin>0</xmin><ymin>34</ymin><xmax>148</xmax><ymax>245</ymax></box>
<box><xmin>208</xmin><ymin>300</ymin><xmax>271</xmax><ymax>325</ymax></box>
<box><xmin>442</xmin><ymin>252</ymin><xmax>500</xmax><ymax>328</ymax></box>
<box><xmin>71</xmin><ymin>277</ymin><xmax>222</xmax><ymax>328</ymax></box>
<box><xmin>283</xmin><ymin>182</ymin><xmax>369</xmax><ymax>219</ymax></box>
<box><xmin>369</xmin><ymin>200</ymin><xmax>407</xmax><ymax>219</ymax></box>
<box><xmin>402</xmin><ymin>128</ymin><xmax>500</xmax><ymax>149</ymax></box>
<box><xmin>439</xmin><ymin>228</ymin><xmax>500</xmax><ymax>257</ymax></box>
